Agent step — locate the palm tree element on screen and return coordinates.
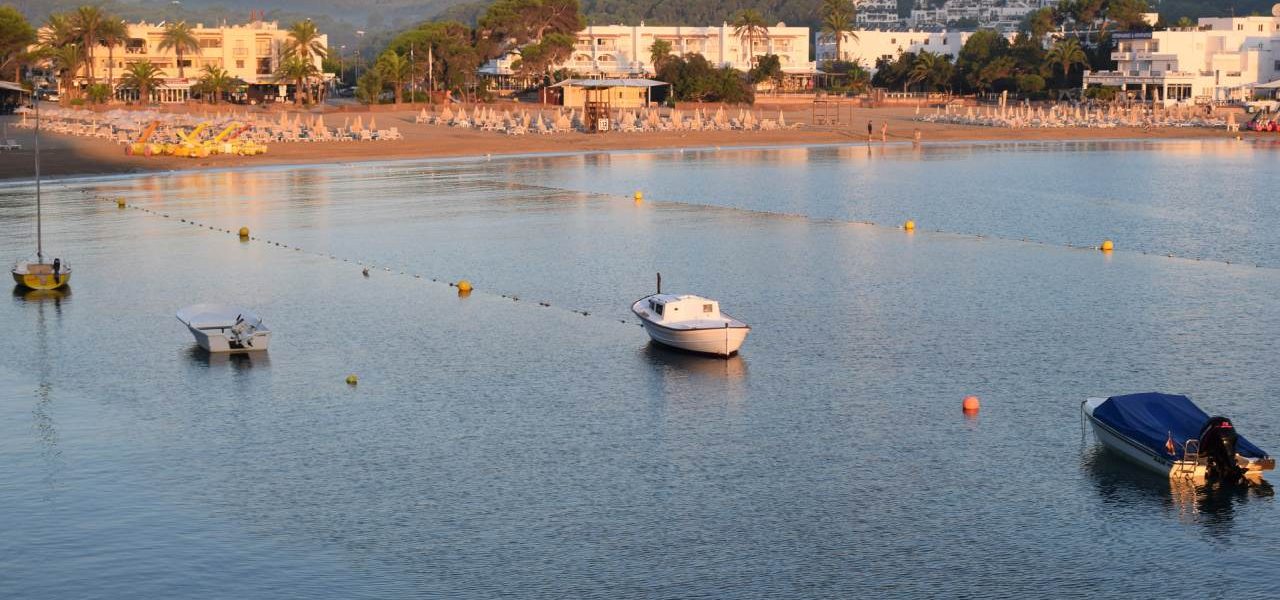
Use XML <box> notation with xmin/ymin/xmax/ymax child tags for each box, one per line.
<box><xmin>1045</xmin><ymin>37</ymin><xmax>1088</xmax><ymax>81</ymax></box>
<box><xmin>284</xmin><ymin>20</ymin><xmax>326</xmax><ymax>63</ymax></box>
<box><xmin>121</xmin><ymin>60</ymin><xmax>161</xmax><ymax>104</ymax></box>
<box><xmin>908</xmin><ymin>51</ymin><xmax>939</xmax><ymax>92</ymax></box>
<box><xmin>72</xmin><ymin>5</ymin><xmax>105</xmax><ymax>86</ymax></box>
<box><xmin>820</xmin><ymin>0</ymin><xmax>856</xmax><ymax>63</ymax></box>
<box><xmin>47</xmin><ymin>44</ymin><xmax>81</xmax><ymax>100</ymax></box>
<box><xmin>197</xmin><ymin>64</ymin><xmax>237</xmax><ymax>104</ymax></box>
<box><xmin>731</xmin><ymin>9</ymin><xmax>770</xmax><ymax>67</ymax></box>
<box><xmin>40</xmin><ymin>13</ymin><xmax>78</xmax><ymax>48</ymax></box>
<box><xmin>376</xmin><ymin>51</ymin><xmax>411</xmax><ymax>105</ymax></box>
<box><xmin>649</xmin><ymin>39</ymin><xmax>672</xmax><ymax>71</ymax></box>
<box><xmin>158</xmin><ymin>21</ymin><xmax>199</xmax><ymax>79</ymax></box>
<box><xmin>283</xmin><ymin>20</ymin><xmax>327</xmax><ymax>104</ymax></box>
<box><xmin>98</xmin><ymin>17</ymin><xmax>128</xmax><ymax>100</ymax></box>
<box><xmin>274</xmin><ymin>54</ymin><xmax>318</xmax><ymax>106</ymax></box>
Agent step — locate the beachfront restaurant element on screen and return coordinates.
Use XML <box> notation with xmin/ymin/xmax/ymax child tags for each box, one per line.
<box><xmin>548</xmin><ymin>78</ymin><xmax>669</xmax><ymax>109</ymax></box>
<box><xmin>0</xmin><ymin>81</ymin><xmax>30</xmax><ymax>114</ymax></box>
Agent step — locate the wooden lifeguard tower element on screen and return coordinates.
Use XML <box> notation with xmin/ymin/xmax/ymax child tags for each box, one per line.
<box><xmin>583</xmin><ymin>86</ymin><xmax>611</xmax><ymax>133</ymax></box>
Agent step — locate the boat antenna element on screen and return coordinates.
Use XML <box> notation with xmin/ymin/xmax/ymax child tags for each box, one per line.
<box><xmin>656</xmin><ymin>272</ymin><xmax>661</xmax><ymax>294</ymax></box>
<box><xmin>34</xmin><ymin>91</ymin><xmax>41</xmax><ymax>262</ymax></box>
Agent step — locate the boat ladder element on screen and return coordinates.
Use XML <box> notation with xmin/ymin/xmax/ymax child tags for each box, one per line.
<box><xmin>1174</xmin><ymin>439</ymin><xmax>1203</xmax><ymax>481</ymax></box>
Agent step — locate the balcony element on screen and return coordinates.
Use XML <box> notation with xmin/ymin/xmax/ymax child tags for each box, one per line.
<box><xmin>125</xmin><ymin>46</ymin><xmax>147</xmax><ymax>55</ymax></box>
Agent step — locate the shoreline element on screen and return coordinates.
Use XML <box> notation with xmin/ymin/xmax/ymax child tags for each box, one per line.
<box><xmin>0</xmin><ymin>105</ymin><xmax>1248</xmax><ymax>183</ymax></box>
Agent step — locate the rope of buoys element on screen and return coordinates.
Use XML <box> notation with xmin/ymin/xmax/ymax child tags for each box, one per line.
<box><xmin>99</xmin><ymin>195</ymin><xmax>651</xmax><ymax>327</ymax></box>
<box><xmin>100</xmin><ymin>195</ymin><xmax>1276</xmax><ymax>329</ymax></box>
<box><xmin>592</xmin><ymin>193</ymin><xmax>1270</xmax><ymax>269</ymax></box>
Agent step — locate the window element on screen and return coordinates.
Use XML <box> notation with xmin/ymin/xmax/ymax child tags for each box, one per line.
<box><xmin>655</xmin><ymin>303</ymin><xmax>664</xmax><ymax>316</ymax></box>
<box><xmin>1274</xmin><ymin>60</ymin><xmax>1280</xmax><ymax>71</ymax></box>
<box><xmin>257</xmin><ymin>57</ymin><xmax>272</xmax><ymax>75</ymax></box>
<box><xmin>703</xmin><ymin>304</ymin><xmax>713</xmax><ymax>313</ymax></box>
<box><xmin>236</xmin><ymin>59</ymin><xmax>245</xmax><ymax>69</ymax></box>
<box><xmin>199</xmin><ymin>38</ymin><xmax>221</xmax><ymax>49</ymax></box>
<box><xmin>1237</xmin><ymin>24</ymin><xmax>1243</xmax><ymax>30</ymax></box>
<box><xmin>256</xmin><ymin>39</ymin><xmax>271</xmax><ymax>56</ymax></box>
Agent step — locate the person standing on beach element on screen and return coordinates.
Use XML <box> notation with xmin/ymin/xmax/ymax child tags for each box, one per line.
<box><xmin>867</xmin><ymin>120</ymin><xmax>873</xmax><ymax>142</ymax></box>
<box><xmin>881</xmin><ymin>122</ymin><xmax>888</xmax><ymax>142</ymax></box>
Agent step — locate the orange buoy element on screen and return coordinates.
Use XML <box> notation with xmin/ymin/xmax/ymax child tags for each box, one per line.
<box><xmin>1100</xmin><ymin>239</ymin><xmax>1114</xmax><ymax>252</ymax></box>
<box><xmin>962</xmin><ymin>395</ymin><xmax>981</xmax><ymax>412</ymax></box>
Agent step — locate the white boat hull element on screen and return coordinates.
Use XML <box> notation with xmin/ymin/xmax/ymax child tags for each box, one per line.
<box><xmin>1083</xmin><ymin>398</ymin><xmax>1181</xmax><ymax>477</ymax></box>
<box><xmin>639</xmin><ymin>320</ymin><xmax>749</xmax><ymax>357</ymax></box>
<box><xmin>177</xmin><ymin>304</ymin><xmax>271</xmax><ymax>353</ymax></box>
<box><xmin>186</xmin><ymin>325</ymin><xmax>271</xmax><ymax>353</ymax></box>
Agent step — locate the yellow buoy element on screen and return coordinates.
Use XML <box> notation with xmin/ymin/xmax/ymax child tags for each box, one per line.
<box><xmin>116</xmin><ymin>197</ymin><xmax>126</xmax><ymax>208</ymax></box>
<box><xmin>904</xmin><ymin>220</ymin><xmax>916</xmax><ymax>231</ymax></box>
<box><xmin>962</xmin><ymin>395</ymin><xmax>981</xmax><ymax>412</ymax></box>
<box><xmin>634</xmin><ymin>191</ymin><xmax>644</xmax><ymax>202</ymax></box>
<box><xmin>1100</xmin><ymin>239</ymin><xmax>1114</xmax><ymax>252</ymax></box>
<box><xmin>238</xmin><ymin>226</ymin><xmax>250</xmax><ymax>239</ymax></box>
<box><xmin>457</xmin><ymin>279</ymin><xmax>473</xmax><ymax>293</ymax></box>
<box><xmin>346</xmin><ymin>374</ymin><xmax>358</xmax><ymax>385</ymax></box>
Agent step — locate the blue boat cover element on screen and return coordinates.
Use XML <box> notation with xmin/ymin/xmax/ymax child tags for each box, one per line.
<box><xmin>1095</xmin><ymin>393</ymin><xmax>1268</xmax><ymax>459</ymax></box>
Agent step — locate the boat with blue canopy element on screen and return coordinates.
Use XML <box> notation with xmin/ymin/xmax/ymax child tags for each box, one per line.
<box><xmin>1082</xmin><ymin>392</ymin><xmax>1274</xmax><ymax>485</ymax></box>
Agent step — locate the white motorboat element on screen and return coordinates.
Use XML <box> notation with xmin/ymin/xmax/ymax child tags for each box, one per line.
<box><xmin>176</xmin><ymin>304</ymin><xmax>271</xmax><ymax>353</ymax></box>
<box><xmin>1082</xmin><ymin>393</ymin><xmax>1273</xmax><ymax>485</ymax></box>
<box><xmin>631</xmin><ymin>275</ymin><xmax>749</xmax><ymax>357</ymax></box>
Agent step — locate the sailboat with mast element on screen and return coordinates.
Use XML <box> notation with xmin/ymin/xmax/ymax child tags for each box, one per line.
<box><xmin>11</xmin><ymin>95</ymin><xmax>70</xmax><ymax>291</ymax></box>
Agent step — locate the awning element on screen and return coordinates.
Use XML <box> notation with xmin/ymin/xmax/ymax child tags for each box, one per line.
<box><xmin>549</xmin><ymin>78</ymin><xmax>668</xmax><ymax>89</ymax></box>
<box><xmin>0</xmin><ymin>81</ymin><xmax>29</xmax><ymax>94</ymax></box>
<box><xmin>1251</xmin><ymin>79</ymin><xmax>1280</xmax><ymax>89</ymax></box>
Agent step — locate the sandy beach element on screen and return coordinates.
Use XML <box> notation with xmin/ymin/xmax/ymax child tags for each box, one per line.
<box><xmin>0</xmin><ymin>103</ymin><xmax>1245</xmax><ymax>182</ymax></box>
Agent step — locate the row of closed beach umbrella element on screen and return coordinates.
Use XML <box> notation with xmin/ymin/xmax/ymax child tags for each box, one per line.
<box><xmin>415</xmin><ymin>105</ymin><xmax>801</xmax><ymax>135</ymax></box>
<box><xmin>14</xmin><ymin>106</ymin><xmax>404</xmax><ymax>145</ymax></box>
<box><xmin>916</xmin><ymin>102</ymin><xmax>1230</xmax><ymax>129</ymax></box>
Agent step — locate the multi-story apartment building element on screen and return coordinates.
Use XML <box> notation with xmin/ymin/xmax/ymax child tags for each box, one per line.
<box><xmin>61</xmin><ymin>20</ymin><xmax>326</xmax><ymax>103</ymax></box>
<box><xmin>480</xmin><ymin>23</ymin><xmax>816</xmax><ymax>89</ymax></box>
<box><xmin>856</xmin><ymin>0</ymin><xmax>904</xmax><ymax>28</ymax></box>
<box><xmin>908</xmin><ymin>0</ymin><xmax>1053</xmax><ymax>32</ymax></box>
<box><xmin>1083</xmin><ymin>15</ymin><xmax>1280</xmax><ymax>104</ymax></box>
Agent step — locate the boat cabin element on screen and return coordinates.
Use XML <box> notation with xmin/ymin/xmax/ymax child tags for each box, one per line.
<box><xmin>645</xmin><ymin>294</ymin><xmax>722</xmax><ymax>324</ymax></box>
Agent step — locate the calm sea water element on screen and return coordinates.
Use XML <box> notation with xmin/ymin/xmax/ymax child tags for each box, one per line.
<box><xmin>3</xmin><ymin>140</ymin><xmax>1279</xmax><ymax>598</ymax></box>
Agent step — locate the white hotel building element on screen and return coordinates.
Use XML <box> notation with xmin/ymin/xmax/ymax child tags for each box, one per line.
<box><xmin>52</xmin><ymin>20</ymin><xmax>327</xmax><ymax>103</ymax></box>
<box><xmin>480</xmin><ymin>23</ymin><xmax>816</xmax><ymax>88</ymax></box>
<box><xmin>815</xmin><ymin>30</ymin><xmax>1009</xmax><ymax>73</ymax></box>
<box><xmin>1084</xmin><ymin>15</ymin><xmax>1280</xmax><ymax>104</ymax></box>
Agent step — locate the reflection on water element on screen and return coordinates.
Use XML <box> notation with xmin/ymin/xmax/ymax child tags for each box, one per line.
<box><xmin>640</xmin><ymin>340</ymin><xmax>748</xmax><ymax>379</ymax></box>
<box><xmin>16</xmin><ymin>285</ymin><xmax>68</xmax><ymax>498</ymax></box>
<box><xmin>13</xmin><ymin>285</ymin><xmax>71</xmax><ymax>304</ymax></box>
<box><xmin>1083</xmin><ymin>445</ymin><xmax>1274</xmax><ymax>534</ymax></box>
<box><xmin>185</xmin><ymin>345</ymin><xmax>272</xmax><ymax>369</ymax></box>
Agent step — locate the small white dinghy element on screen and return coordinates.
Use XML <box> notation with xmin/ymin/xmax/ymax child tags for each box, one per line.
<box><xmin>631</xmin><ymin>274</ymin><xmax>749</xmax><ymax>358</ymax></box>
<box><xmin>176</xmin><ymin>304</ymin><xmax>271</xmax><ymax>353</ymax></box>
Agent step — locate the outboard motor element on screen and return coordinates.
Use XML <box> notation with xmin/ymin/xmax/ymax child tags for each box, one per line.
<box><xmin>1199</xmin><ymin>416</ymin><xmax>1248</xmax><ymax>485</ymax></box>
